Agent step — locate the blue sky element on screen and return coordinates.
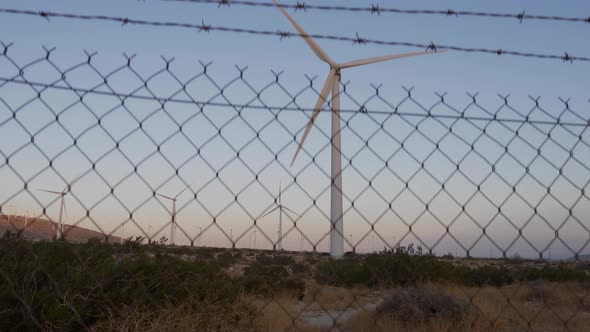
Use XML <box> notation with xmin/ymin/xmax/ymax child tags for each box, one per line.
<box><xmin>1</xmin><ymin>0</ymin><xmax>589</xmax><ymax>97</ymax></box>
<box><xmin>0</xmin><ymin>0</ymin><xmax>589</xmax><ymax>257</ymax></box>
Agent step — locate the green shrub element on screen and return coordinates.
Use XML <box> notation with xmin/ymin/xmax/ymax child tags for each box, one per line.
<box><xmin>193</xmin><ymin>247</ymin><xmax>216</xmax><ymax>260</ymax></box>
<box><xmin>242</xmin><ymin>255</ymin><xmax>306</xmax><ymax>298</ymax></box>
<box><xmin>0</xmin><ymin>239</ymin><xmax>241</xmax><ymax>331</ymax></box>
<box><xmin>314</xmin><ymin>245</ymin><xmax>589</xmax><ymax>288</ymax></box>
<box><xmin>217</xmin><ymin>251</ymin><xmax>235</xmax><ymax>268</ymax></box>
<box><xmin>315</xmin><ymin>257</ymin><xmax>371</xmax><ymax>287</ymax></box>
<box><xmin>315</xmin><ymin>245</ymin><xmax>447</xmax><ymax>287</ymax></box>
<box><xmin>305</xmin><ymin>255</ymin><xmax>319</xmax><ymax>266</ymax></box>
<box><xmin>517</xmin><ymin>264</ymin><xmax>587</xmax><ymax>283</ymax></box>
<box><xmin>457</xmin><ymin>265</ymin><xmax>514</xmax><ymax>287</ymax></box>
<box><xmin>364</xmin><ymin>250</ymin><xmax>450</xmax><ymax>287</ymax></box>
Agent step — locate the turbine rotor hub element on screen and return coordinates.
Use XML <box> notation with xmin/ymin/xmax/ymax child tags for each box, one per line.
<box><xmin>332</xmin><ymin>66</ymin><xmax>342</xmax><ymax>77</ymax></box>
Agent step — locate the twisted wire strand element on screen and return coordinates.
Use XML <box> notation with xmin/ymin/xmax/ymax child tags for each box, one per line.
<box><xmin>166</xmin><ymin>0</ymin><xmax>590</xmax><ymax>25</ymax></box>
<box><xmin>0</xmin><ymin>8</ymin><xmax>588</xmax><ymax>63</ymax></box>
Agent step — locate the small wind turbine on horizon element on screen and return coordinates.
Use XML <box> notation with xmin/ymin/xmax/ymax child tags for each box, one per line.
<box><xmin>156</xmin><ymin>183</ymin><xmax>191</xmax><ymax>246</ymax></box>
<box><xmin>260</xmin><ymin>183</ymin><xmax>300</xmax><ymax>251</ymax></box>
<box><xmin>272</xmin><ymin>0</ymin><xmax>445</xmax><ymax>257</ymax></box>
<box><xmin>5</xmin><ymin>204</ymin><xmax>15</xmax><ymax>223</ymax></box>
<box><xmin>38</xmin><ymin>174</ymin><xmax>82</xmax><ymax>240</ymax></box>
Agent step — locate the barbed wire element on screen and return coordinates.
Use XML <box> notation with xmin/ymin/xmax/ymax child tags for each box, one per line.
<box><xmin>165</xmin><ymin>0</ymin><xmax>590</xmax><ymax>25</ymax></box>
<box><xmin>0</xmin><ymin>75</ymin><xmax>588</xmax><ymax>128</ymax></box>
<box><xmin>1</xmin><ymin>8</ymin><xmax>589</xmax><ymax>63</ymax></box>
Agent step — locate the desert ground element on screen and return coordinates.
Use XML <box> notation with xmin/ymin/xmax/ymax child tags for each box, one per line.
<box><xmin>1</xmin><ymin>223</ymin><xmax>589</xmax><ymax>331</ymax></box>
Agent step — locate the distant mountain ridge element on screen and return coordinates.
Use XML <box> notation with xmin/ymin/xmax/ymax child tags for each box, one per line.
<box><xmin>0</xmin><ymin>215</ymin><xmax>120</xmax><ymax>243</ymax></box>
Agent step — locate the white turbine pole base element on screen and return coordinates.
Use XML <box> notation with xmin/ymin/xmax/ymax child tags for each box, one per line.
<box><xmin>278</xmin><ymin>208</ymin><xmax>283</xmax><ymax>251</ymax></box>
<box><xmin>170</xmin><ymin>200</ymin><xmax>176</xmax><ymax>246</ymax></box>
<box><xmin>278</xmin><ymin>184</ymin><xmax>283</xmax><ymax>251</ymax></box>
<box><xmin>330</xmin><ymin>72</ymin><xmax>344</xmax><ymax>258</ymax></box>
<box><xmin>57</xmin><ymin>195</ymin><xmax>65</xmax><ymax>240</ymax></box>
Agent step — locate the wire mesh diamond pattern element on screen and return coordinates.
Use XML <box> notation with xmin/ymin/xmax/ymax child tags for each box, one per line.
<box><xmin>1</xmin><ymin>44</ymin><xmax>589</xmax><ymax>331</ymax></box>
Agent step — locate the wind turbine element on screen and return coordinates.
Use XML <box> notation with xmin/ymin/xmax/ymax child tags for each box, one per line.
<box><xmin>6</xmin><ymin>204</ymin><xmax>15</xmax><ymax>223</ymax></box>
<box><xmin>260</xmin><ymin>183</ymin><xmax>300</xmax><ymax>251</ymax></box>
<box><xmin>39</xmin><ymin>174</ymin><xmax>82</xmax><ymax>240</ymax></box>
<box><xmin>24</xmin><ymin>210</ymin><xmax>29</xmax><ymax>229</ymax></box>
<box><xmin>272</xmin><ymin>0</ymin><xmax>445</xmax><ymax>257</ymax></box>
<box><xmin>156</xmin><ymin>183</ymin><xmax>191</xmax><ymax>246</ymax></box>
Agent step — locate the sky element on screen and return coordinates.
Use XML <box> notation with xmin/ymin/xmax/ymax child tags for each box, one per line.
<box><xmin>0</xmin><ymin>0</ymin><xmax>589</xmax><ymax>258</ymax></box>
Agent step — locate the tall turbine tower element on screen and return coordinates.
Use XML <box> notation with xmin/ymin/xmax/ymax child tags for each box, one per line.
<box><xmin>39</xmin><ymin>174</ymin><xmax>82</xmax><ymax>240</ymax></box>
<box><xmin>156</xmin><ymin>184</ymin><xmax>191</xmax><ymax>245</ymax></box>
<box><xmin>272</xmin><ymin>0</ymin><xmax>444</xmax><ymax>257</ymax></box>
<box><xmin>260</xmin><ymin>183</ymin><xmax>299</xmax><ymax>250</ymax></box>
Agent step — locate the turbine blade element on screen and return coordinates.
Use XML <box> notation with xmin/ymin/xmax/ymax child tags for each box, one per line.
<box><xmin>272</xmin><ymin>0</ymin><xmax>335</xmax><ymax>66</ymax></box>
<box><xmin>260</xmin><ymin>206</ymin><xmax>280</xmax><ymax>220</ymax></box>
<box><xmin>69</xmin><ymin>173</ymin><xmax>84</xmax><ymax>187</ymax></box>
<box><xmin>175</xmin><ymin>183</ymin><xmax>192</xmax><ymax>199</ymax></box>
<box><xmin>156</xmin><ymin>193</ymin><xmax>174</xmax><ymax>200</ymax></box>
<box><xmin>291</xmin><ymin>69</ymin><xmax>336</xmax><ymax>165</ymax></box>
<box><xmin>39</xmin><ymin>189</ymin><xmax>62</xmax><ymax>195</ymax></box>
<box><xmin>339</xmin><ymin>50</ymin><xmax>446</xmax><ymax>69</ymax></box>
<box><xmin>63</xmin><ymin>173</ymin><xmax>83</xmax><ymax>193</ymax></box>
<box><xmin>282</xmin><ymin>206</ymin><xmax>301</xmax><ymax>218</ymax></box>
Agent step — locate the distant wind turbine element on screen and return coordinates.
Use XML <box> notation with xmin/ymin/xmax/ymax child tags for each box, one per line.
<box><xmin>6</xmin><ymin>204</ymin><xmax>15</xmax><ymax>223</ymax></box>
<box><xmin>156</xmin><ymin>183</ymin><xmax>191</xmax><ymax>245</ymax></box>
<box><xmin>260</xmin><ymin>183</ymin><xmax>300</xmax><ymax>251</ymax></box>
<box><xmin>273</xmin><ymin>0</ymin><xmax>445</xmax><ymax>257</ymax></box>
<box><xmin>39</xmin><ymin>174</ymin><xmax>82</xmax><ymax>240</ymax></box>
<box><xmin>24</xmin><ymin>210</ymin><xmax>29</xmax><ymax>229</ymax></box>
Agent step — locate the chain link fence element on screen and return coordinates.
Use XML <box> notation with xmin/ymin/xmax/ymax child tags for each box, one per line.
<box><xmin>1</xmin><ymin>43</ymin><xmax>589</xmax><ymax>331</ymax></box>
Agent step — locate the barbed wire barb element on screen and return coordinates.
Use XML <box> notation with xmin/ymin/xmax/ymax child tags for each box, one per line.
<box><xmin>294</xmin><ymin>2</ymin><xmax>306</xmax><ymax>12</ymax></box>
<box><xmin>353</xmin><ymin>32</ymin><xmax>366</xmax><ymax>45</ymax></box>
<box><xmin>198</xmin><ymin>19</ymin><xmax>211</xmax><ymax>32</ymax></box>
<box><xmin>370</xmin><ymin>4</ymin><xmax>380</xmax><ymax>16</ymax></box>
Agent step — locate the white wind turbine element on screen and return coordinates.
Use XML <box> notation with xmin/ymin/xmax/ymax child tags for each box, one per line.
<box><xmin>156</xmin><ymin>183</ymin><xmax>191</xmax><ymax>246</ymax></box>
<box><xmin>39</xmin><ymin>174</ymin><xmax>82</xmax><ymax>240</ymax></box>
<box><xmin>273</xmin><ymin>0</ymin><xmax>445</xmax><ymax>257</ymax></box>
<box><xmin>260</xmin><ymin>183</ymin><xmax>300</xmax><ymax>251</ymax></box>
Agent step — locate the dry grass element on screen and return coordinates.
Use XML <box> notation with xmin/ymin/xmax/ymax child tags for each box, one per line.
<box><xmin>303</xmin><ymin>282</ymin><xmax>379</xmax><ymax>312</ymax></box>
<box><xmin>343</xmin><ymin>282</ymin><xmax>590</xmax><ymax>332</ymax></box>
<box><xmin>345</xmin><ymin>310</ymin><xmax>484</xmax><ymax>332</ymax></box>
<box><xmin>90</xmin><ymin>296</ymin><xmax>256</xmax><ymax>332</ymax></box>
<box><xmin>244</xmin><ymin>281</ymin><xmax>590</xmax><ymax>332</ymax></box>
<box><xmin>87</xmin><ymin>282</ymin><xmax>590</xmax><ymax>331</ymax></box>
<box><xmin>249</xmin><ymin>294</ymin><xmax>317</xmax><ymax>332</ymax></box>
